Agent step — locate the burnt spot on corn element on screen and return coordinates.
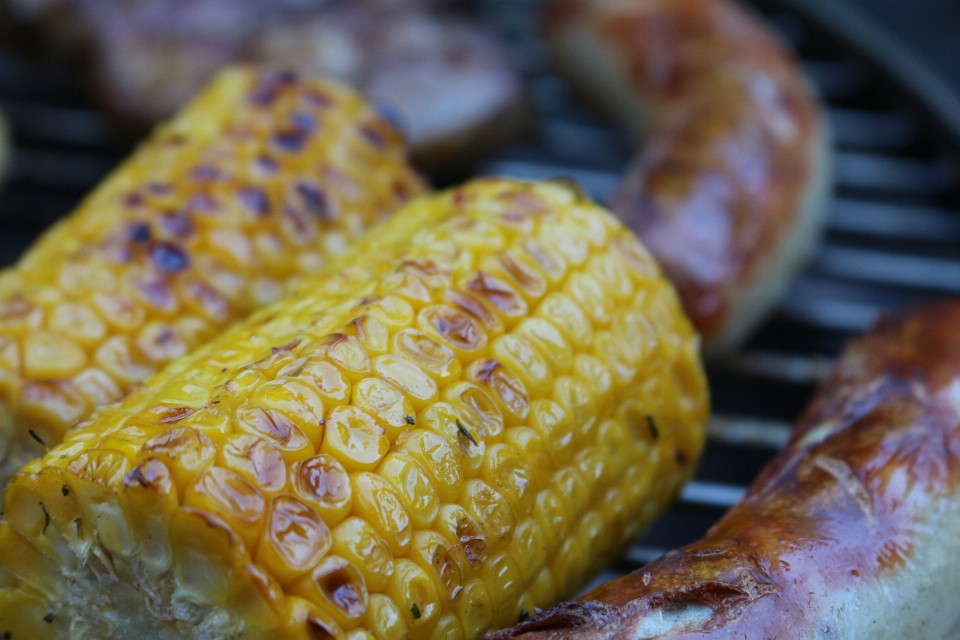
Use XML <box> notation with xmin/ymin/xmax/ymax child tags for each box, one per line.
<box><xmin>127</xmin><ymin>222</ymin><xmax>152</xmax><ymax>244</ymax></box>
<box><xmin>255</xmin><ymin>155</ymin><xmax>279</xmax><ymax>173</ymax></box>
<box><xmin>292</xmin><ymin>112</ymin><xmax>318</xmax><ymax>134</ymax></box>
<box><xmin>61</xmin><ymin>486</ymin><xmax>69</xmax><ymax>497</ymax></box>
<box><xmin>185</xmin><ymin>192</ymin><xmax>218</xmax><ymax>214</ymax></box>
<box><xmin>238</xmin><ymin>186</ymin><xmax>271</xmax><ymax>217</ymax></box>
<box><xmin>360</xmin><ymin>125</ymin><xmax>385</xmax><ymax>149</ymax></box>
<box><xmin>151</xmin><ymin>243</ymin><xmax>190</xmax><ymax>273</ymax></box>
<box><xmin>123</xmin><ymin>192</ymin><xmax>145</xmax><ymax>207</ymax></box>
<box><xmin>457</xmin><ymin>516</ymin><xmax>487</xmax><ymax>565</ymax></box>
<box><xmin>192</xmin><ymin>164</ymin><xmax>220</xmax><ymax>181</ymax></box>
<box><xmin>137</xmin><ymin>278</ymin><xmax>177</xmax><ymax>312</ymax></box>
<box><xmin>274</xmin><ymin>130</ymin><xmax>308</xmax><ymax>153</ymax></box>
<box><xmin>158</xmin><ymin>212</ymin><xmax>194</xmax><ymax>237</ymax></box>
<box><xmin>411</xmin><ymin>603</ymin><xmax>422</xmax><ymax>620</ymax></box>
<box><xmin>306</xmin><ymin>616</ymin><xmax>336</xmax><ymax>640</ymax></box>
<box><xmin>468</xmin><ymin>272</ymin><xmax>527</xmax><ymax>317</ymax></box>
<box><xmin>297</xmin><ymin>182</ymin><xmax>328</xmax><ymax>218</ymax></box>
<box><xmin>318</xmin><ymin>564</ymin><xmax>366</xmax><ymax>617</ymax></box>
<box><xmin>157</xmin><ymin>406</ymin><xmax>195</xmax><ymax>424</ymax></box>
<box><xmin>272</xmin><ymin>340</ymin><xmax>301</xmax><ymax>355</ymax></box>
<box><xmin>146</xmin><ymin>182</ymin><xmax>173</xmax><ymax>196</ymax></box>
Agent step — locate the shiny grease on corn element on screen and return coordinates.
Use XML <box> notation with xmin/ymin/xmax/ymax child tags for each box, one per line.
<box><xmin>0</xmin><ymin>179</ymin><xmax>708</xmax><ymax>640</ymax></box>
<box><xmin>0</xmin><ymin>66</ymin><xmax>424</xmax><ymax>480</ymax></box>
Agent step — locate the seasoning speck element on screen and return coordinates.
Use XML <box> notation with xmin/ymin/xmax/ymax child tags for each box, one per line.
<box><xmin>61</xmin><ymin>486</ymin><xmax>69</xmax><ymax>497</ymax></box>
<box><xmin>151</xmin><ymin>242</ymin><xmax>190</xmax><ymax>273</ymax></box>
<box><xmin>405</xmin><ymin>415</ymin><xmax>415</xmax><ymax>425</ymax></box>
<box><xmin>456</xmin><ymin>419</ymin><xmax>478</xmax><ymax>446</ymax></box>
<box><xmin>40</xmin><ymin>502</ymin><xmax>50</xmax><ymax>535</ymax></box>
<box><xmin>43</xmin><ymin>613</ymin><xmax>55</xmax><ymax>624</ymax></box>
<box><xmin>646</xmin><ymin>415</ymin><xmax>659</xmax><ymax>441</ymax></box>
<box><xmin>519</xmin><ymin>609</ymin><xmax>530</xmax><ymax>623</ymax></box>
<box><xmin>410</xmin><ymin>603</ymin><xmax>421</xmax><ymax>620</ymax></box>
<box><xmin>28</xmin><ymin>429</ymin><xmax>46</xmax><ymax>446</ymax></box>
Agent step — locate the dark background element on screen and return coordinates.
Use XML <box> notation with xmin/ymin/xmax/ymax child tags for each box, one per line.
<box><xmin>845</xmin><ymin>0</ymin><xmax>960</xmax><ymax>91</ymax></box>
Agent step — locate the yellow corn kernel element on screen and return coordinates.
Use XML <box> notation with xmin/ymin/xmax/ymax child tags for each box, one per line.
<box><xmin>292</xmin><ymin>454</ymin><xmax>353</xmax><ymax>527</ymax></box>
<box><xmin>322</xmin><ymin>407</ymin><xmax>390</xmax><ymax>472</ymax></box>
<box><xmin>431</xmin><ymin>613</ymin><xmax>466</xmax><ymax>640</ymax></box>
<box><xmin>0</xmin><ymin>179</ymin><xmax>708</xmax><ymax>640</ymax></box>
<box><xmin>408</xmin><ymin>529</ymin><xmax>466</xmax><ymax>602</ymax></box>
<box><xmin>365</xmin><ymin>594</ymin><xmax>407</xmax><ymax>640</ymax></box>
<box><xmin>291</xmin><ymin>554</ymin><xmax>369</xmax><ymax>630</ymax></box>
<box><xmin>387</xmin><ymin>559</ymin><xmax>442</xmax><ymax>637</ymax></box>
<box><xmin>0</xmin><ymin>65</ymin><xmax>424</xmax><ymax>485</ymax></box>
<box><xmin>256</xmin><ymin>494</ymin><xmax>332</xmax><ymax>587</ymax></box>
<box><xmin>376</xmin><ymin>452</ymin><xmax>439</xmax><ymax>529</ymax></box>
<box><xmin>349</xmin><ymin>472</ymin><xmax>411</xmax><ymax>556</ymax></box>
<box><xmin>331</xmin><ymin>518</ymin><xmax>395</xmax><ymax>593</ymax></box>
<box><xmin>351</xmin><ymin>378</ymin><xmax>416</xmax><ymax>444</ymax></box>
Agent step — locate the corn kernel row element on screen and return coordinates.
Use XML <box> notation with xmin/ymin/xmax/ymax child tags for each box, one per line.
<box><xmin>0</xmin><ymin>66</ymin><xmax>425</xmax><ymax>482</ymax></box>
<box><xmin>0</xmin><ymin>179</ymin><xmax>709</xmax><ymax>640</ymax></box>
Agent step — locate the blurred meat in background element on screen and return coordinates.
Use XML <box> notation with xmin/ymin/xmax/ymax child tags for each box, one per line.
<box><xmin>0</xmin><ymin>0</ymin><xmax>525</xmax><ymax>171</ymax></box>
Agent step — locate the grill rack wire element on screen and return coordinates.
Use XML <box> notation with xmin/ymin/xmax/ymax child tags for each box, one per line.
<box><xmin>1</xmin><ymin>0</ymin><xmax>960</xmax><ymax>601</ymax></box>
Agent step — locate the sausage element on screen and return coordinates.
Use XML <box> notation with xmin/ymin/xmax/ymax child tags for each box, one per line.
<box><xmin>485</xmin><ymin>300</ymin><xmax>960</xmax><ymax>639</ymax></box>
<box><xmin>545</xmin><ymin>0</ymin><xmax>833</xmax><ymax>355</ymax></box>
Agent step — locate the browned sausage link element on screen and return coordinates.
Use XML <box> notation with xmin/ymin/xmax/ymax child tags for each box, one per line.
<box><xmin>545</xmin><ymin>0</ymin><xmax>832</xmax><ymax>355</ymax></box>
<box><xmin>484</xmin><ymin>300</ymin><xmax>960</xmax><ymax>639</ymax></box>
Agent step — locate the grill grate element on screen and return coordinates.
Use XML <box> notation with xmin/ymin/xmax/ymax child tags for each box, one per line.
<box><xmin>1</xmin><ymin>0</ymin><xmax>959</xmax><ymax>602</ymax></box>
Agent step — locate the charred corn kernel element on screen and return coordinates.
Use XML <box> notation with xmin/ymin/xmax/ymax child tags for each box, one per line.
<box><xmin>436</xmin><ymin>504</ymin><xmax>488</xmax><ymax>575</ymax></box>
<box><xmin>291</xmin><ymin>554</ymin><xmax>369</xmax><ymax>630</ymax></box>
<box><xmin>408</xmin><ymin>530</ymin><xmax>466</xmax><ymax>602</ymax></box>
<box><xmin>0</xmin><ymin>179</ymin><xmax>708</xmax><ymax>639</ymax></box>
<box><xmin>0</xmin><ymin>65</ymin><xmax>424</xmax><ymax>485</ymax></box>
<box><xmin>292</xmin><ymin>454</ymin><xmax>353</xmax><ymax>526</ymax></box>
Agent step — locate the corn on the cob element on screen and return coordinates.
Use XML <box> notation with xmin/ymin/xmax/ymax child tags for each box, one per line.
<box><xmin>0</xmin><ymin>66</ymin><xmax>425</xmax><ymax>483</ymax></box>
<box><xmin>0</xmin><ymin>178</ymin><xmax>708</xmax><ymax>640</ymax></box>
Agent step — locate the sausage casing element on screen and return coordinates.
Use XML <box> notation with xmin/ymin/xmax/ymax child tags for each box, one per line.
<box><xmin>546</xmin><ymin>0</ymin><xmax>833</xmax><ymax>354</ymax></box>
<box><xmin>486</xmin><ymin>301</ymin><xmax>960</xmax><ymax>639</ymax></box>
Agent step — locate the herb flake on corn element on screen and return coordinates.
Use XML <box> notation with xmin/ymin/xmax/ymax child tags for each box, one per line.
<box><xmin>0</xmin><ymin>66</ymin><xmax>424</xmax><ymax>483</ymax></box>
<box><xmin>0</xmin><ymin>178</ymin><xmax>708</xmax><ymax>640</ymax></box>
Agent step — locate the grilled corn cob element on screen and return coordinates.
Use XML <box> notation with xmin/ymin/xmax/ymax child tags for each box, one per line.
<box><xmin>0</xmin><ymin>66</ymin><xmax>425</xmax><ymax>483</ymax></box>
<box><xmin>0</xmin><ymin>178</ymin><xmax>708</xmax><ymax>640</ymax></box>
